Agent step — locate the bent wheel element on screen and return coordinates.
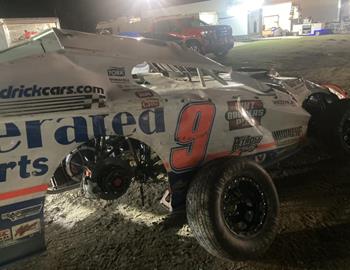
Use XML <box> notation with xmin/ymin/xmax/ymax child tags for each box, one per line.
<box><xmin>186</xmin><ymin>159</ymin><xmax>279</xmax><ymax>260</ymax></box>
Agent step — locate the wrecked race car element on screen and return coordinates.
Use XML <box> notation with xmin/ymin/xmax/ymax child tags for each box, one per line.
<box><xmin>0</xmin><ymin>28</ymin><xmax>349</xmax><ymax>266</ymax></box>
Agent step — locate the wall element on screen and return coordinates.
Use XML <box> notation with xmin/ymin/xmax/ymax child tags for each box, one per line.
<box><xmin>263</xmin><ymin>2</ymin><xmax>292</xmax><ymax>31</ymax></box>
<box><xmin>301</xmin><ymin>0</ymin><xmax>339</xmax><ymax>22</ymax></box>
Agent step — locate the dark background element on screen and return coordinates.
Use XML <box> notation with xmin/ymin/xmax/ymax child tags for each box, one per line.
<box><xmin>0</xmin><ymin>0</ymin><xmax>206</xmax><ymax>32</ymax></box>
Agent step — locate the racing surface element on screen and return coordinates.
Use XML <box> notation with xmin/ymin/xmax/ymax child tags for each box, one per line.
<box><xmin>9</xmin><ymin>34</ymin><xmax>350</xmax><ymax>270</ymax></box>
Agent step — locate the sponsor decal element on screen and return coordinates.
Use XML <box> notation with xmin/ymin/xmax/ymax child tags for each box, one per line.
<box><xmin>0</xmin><ymin>108</ymin><xmax>165</xmax><ymax>182</ymax></box>
<box><xmin>12</xmin><ymin>219</ymin><xmax>41</xmax><ymax>240</ymax></box>
<box><xmin>273</xmin><ymin>99</ymin><xmax>296</xmax><ymax>106</ymax></box>
<box><xmin>0</xmin><ymin>229</ymin><xmax>11</xmax><ymax>243</ymax></box>
<box><xmin>272</xmin><ymin>126</ymin><xmax>303</xmax><ymax>146</ymax></box>
<box><xmin>135</xmin><ymin>90</ymin><xmax>154</xmax><ymax>98</ymax></box>
<box><xmin>225</xmin><ymin>100</ymin><xmax>266</xmax><ymax>130</ymax></box>
<box><xmin>0</xmin><ymin>94</ymin><xmax>106</xmax><ymax>117</ymax></box>
<box><xmin>107</xmin><ymin>67</ymin><xmax>129</xmax><ymax>83</ymax></box>
<box><xmin>232</xmin><ymin>135</ymin><xmax>263</xmax><ymax>153</ymax></box>
<box><xmin>117</xmin><ymin>84</ymin><xmax>146</xmax><ymax>92</ymax></box>
<box><xmin>142</xmin><ymin>99</ymin><xmax>160</xmax><ymax>109</ymax></box>
<box><xmin>0</xmin><ymin>85</ymin><xmax>105</xmax><ymax>99</ymax></box>
<box><xmin>1</xmin><ymin>204</ymin><xmax>43</xmax><ymax>222</ymax></box>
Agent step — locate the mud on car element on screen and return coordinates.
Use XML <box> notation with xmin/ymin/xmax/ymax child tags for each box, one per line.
<box><xmin>0</xmin><ymin>28</ymin><xmax>349</xmax><ymax>266</ymax></box>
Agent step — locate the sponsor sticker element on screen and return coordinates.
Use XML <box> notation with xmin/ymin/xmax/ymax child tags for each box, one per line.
<box><xmin>107</xmin><ymin>67</ymin><xmax>129</xmax><ymax>83</ymax></box>
<box><xmin>12</xmin><ymin>219</ymin><xmax>41</xmax><ymax>240</ymax></box>
<box><xmin>225</xmin><ymin>100</ymin><xmax>266</xmax><ymax>130</ymax></box>
<box><xmin>0</xmin><ymin>229</ymin><xmax>12</xmax><ymax>243</ymax></box>
<box><xmin>273</xmin><ymin>99</ymin><xmax>297</xmax><ymax>106</ymax></box>
<box><xmin>272</xmin><ymin>126</ymin><xmax>303</xmax><ymax>146</ymax></box>
<box><xmin>117</xmin><ymin>84</ymin><xmax>145</xmax><ymax>92</ymax></box>
<box><xmin>141</xmin><ymin>99</ymin><xmax>160</xmax><ymax>109</ymax></box>
<box><xmin>232</xmin><ymin>135</ymin><xmax>263</xmax><ymax>153</ymax></box>
<box><xmin>135</xmin><ymin>90</ymin><xmax>154</xmax><ymax>98</ymax></box>
<box><xmin>1</xmin><ymin>204</ymin><xmax>43</xmax><ymax>222</ymax></box>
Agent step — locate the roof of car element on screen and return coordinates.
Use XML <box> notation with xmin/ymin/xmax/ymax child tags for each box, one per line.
<box><xmin>0</xmin><ymin>28</ymin><xmax>229</xmax><ymax>72</ymax></box>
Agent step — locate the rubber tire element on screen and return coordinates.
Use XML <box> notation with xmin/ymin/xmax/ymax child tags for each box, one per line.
<box><xmin>186</xmin><ymin>40</ymin><xmax>203</xmax><ymax>54</ymax></box>
<box><xmin>186</xmin><ymin>158</ymin><xmax>279</xmax><ymax>261</ymax></box>
<box><xmin>214</xmin><ymin>50</ymin><xmax>229</xmax><ymax>58</ymax></box>
<box><xmin>317</xmin><ymin>99</ymin><xmax>350</xmax><ymax>157</ymax></box>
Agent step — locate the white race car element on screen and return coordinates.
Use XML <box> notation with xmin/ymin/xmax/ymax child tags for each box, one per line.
<box><xmin>0</xmin><ymin>28</ymin><xmax>349</xmax><ymax>266</ymax></box>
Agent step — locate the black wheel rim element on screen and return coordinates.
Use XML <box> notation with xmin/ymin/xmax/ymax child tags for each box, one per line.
<box><xmin>221</xmin><ymin>176</ymin><xmax>268</xmax><ymax>237</ymax></box>
<box><xmin>342</xmin><ymin>116</ymin><xmax>350</xmax><ymax>149</ymax></box>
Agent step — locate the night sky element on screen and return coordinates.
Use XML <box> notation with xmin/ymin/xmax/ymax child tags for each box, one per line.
<box><xmin>0</xmin><ymin>0</ymin><xmax>207</xmax><ymax>32</ymax></box>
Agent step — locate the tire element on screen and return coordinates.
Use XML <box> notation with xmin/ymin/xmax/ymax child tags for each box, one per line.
<box><xmin>317</xmin><ymin>99</ymin><xmax>350</xmax><ymax>157</ymax></box>
<box><xmin>186</xmin><ymin>40</ymin><xmax>203</xmax><ymax>54</ymax></box>
<box><xmin>186</xmin><ymin>159</ymin><xmax>279</xmax><ymax>260</ymax></box>
<box><xmin>214</xmin><ymin>50</ymin><xmax>229</xmax><ymax>58</ymax></box>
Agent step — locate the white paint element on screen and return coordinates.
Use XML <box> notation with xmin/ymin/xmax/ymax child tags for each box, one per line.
<box><xmin>263</xmin><ymin>2</ymin><xmax>293</xmax><ymax>31</ymax></box>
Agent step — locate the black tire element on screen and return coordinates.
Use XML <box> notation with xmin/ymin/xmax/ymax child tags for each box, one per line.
<box><xmin>186</xmin><ymin>159</ymin><xmax>279</xmax><ymax>260</ymax></box>
<box><xmin>186</xmin><ymin>40</ymin><xmax>203</xmax><ymax>54</ymax></box>
<box><xmin>214</xmin><ymin>50</ymin><xmax>229</xmax><ymax>57</ymax></box>
<box><xmin>317</xmin><ymin>99</ymin><xmax>350</xmax><ymax>157</ymax></box>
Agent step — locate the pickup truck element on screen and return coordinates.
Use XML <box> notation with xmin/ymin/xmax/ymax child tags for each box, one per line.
<box><xmin>150</xmin><ymin>16</ymin><xmax>234</xmax><ymax>56</ymax></box>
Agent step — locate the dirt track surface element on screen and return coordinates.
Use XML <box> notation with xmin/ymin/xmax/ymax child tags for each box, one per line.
<box><xmin>9</xmin><ymin>166</ymin><xmax>350</xmax><ymax>270</ymax></box>
<box><xmin>8</xmin><ymin>35</ymin><xmax>350</xmax><ymax>270</ymax></box>
<box><xmin>226</xmin><ymin>35</ymin><xmax>350</xmax><ymax>90</ymax></box>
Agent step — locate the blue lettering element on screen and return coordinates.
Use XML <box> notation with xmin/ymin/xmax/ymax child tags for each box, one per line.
<box><xmin>139</xmin><ymin>108</ymin><xmax>165</xmax><ymax>134</ymax></box>
<box><xmin>18</xmin><ymin>155</ymin><xmax>31</xmax><ymax>178</ymax></box>
<box><xmin>0</xmin><ymin>161</ymin><xmax>16</xmax><ymax>182</ymax></box>
<box><xmin>55</xmin><ymin>117</ymin><xmax>89</xmax><ymax>145</ymax></box>
<box><xmin>112</xmin><ymin>112</ymin><xmax>136</xmax><ymax>135</ymax></box>
<box><xmin>0</xmin><ymin>123</ymin><xmax>21</xmax><ymax>153</ymax></box>
<box><xmin>26</xmin><ymin>119</ymin><xmax>52</xmax><ymax>149</ymax></box>
<box><xmin>32</xmin><ymin>157</ymin><xmax>49</xmax><ymax>176</ymax></box>
<box><xmin>90</xmin><ymin>114</ymin><xmax>108</xmax><ymax>137</ymax></box>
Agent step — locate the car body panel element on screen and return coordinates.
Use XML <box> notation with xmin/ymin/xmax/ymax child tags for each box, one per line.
<box><xmin>0</xmin><ymin>28</ymin><xmax>314</xmax><ymax>267</ymax></box>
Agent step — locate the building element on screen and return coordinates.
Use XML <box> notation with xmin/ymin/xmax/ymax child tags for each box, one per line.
<box><xmin>99</xmin><ymin>0</ymin><xmax>349</xmax><ymax>36</ymax></box>
<box><xmin>138</xmin><ymin>0</ymin><xmax>300</xmax><ymax>36</ymax></box>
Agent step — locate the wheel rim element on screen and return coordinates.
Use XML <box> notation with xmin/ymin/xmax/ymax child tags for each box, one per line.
<box><xmin>65</xmin><ymin>147</ymin><xmax>96</xmax><ymax>182</ymax></box>
<box><xmin>221</xmin><ymin>176</ymin><xmax>268</xmax><ymax>237</ymax></box>
<box><xmin>342</xmin><ymin>116</ymin><xmax>350</xmax><ymax>149</ymax></box>
<box><xmin>190</xmin><ymin>45</ymin><xmax>200</xmax><ymax>52</ymax></box>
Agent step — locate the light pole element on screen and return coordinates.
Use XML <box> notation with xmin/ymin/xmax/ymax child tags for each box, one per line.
<box><xmin>338</xmin><ymin>0</ymin><xmax>342</xmax><ymax>22</ymax></box>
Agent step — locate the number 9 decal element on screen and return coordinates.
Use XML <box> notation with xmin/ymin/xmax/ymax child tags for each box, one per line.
<box><xmin>170</xmin><ymin>102</ymin><xmax>216</xmax><ymax>172</ymax></box>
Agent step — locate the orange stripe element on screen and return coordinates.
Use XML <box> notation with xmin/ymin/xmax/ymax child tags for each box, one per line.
<box><xmin>257</xmin><ymin>142</ymin><xmax>276</xmax><ymax>150</ymax></box>
<box><xmin>0</xmin><ymin>184</ymin><xmax>48</xmax><ymax>201</ymax></box>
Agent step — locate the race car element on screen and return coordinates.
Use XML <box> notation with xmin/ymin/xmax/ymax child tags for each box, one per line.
<box><xmin>0</xmin><ymin>28</ymin><xmax>349</xmax><ymax>266</ymax></box>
